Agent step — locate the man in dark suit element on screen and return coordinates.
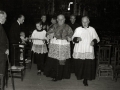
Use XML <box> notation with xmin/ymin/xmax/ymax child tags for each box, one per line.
<box><xmin>9</xmin><ymin>15</ymin><xmax>25</xmax><ymax>65</ymax></box>
<box><xmin>68</xmin><ymin>15</ymin><xmax>79</xmax><ymax>32</ymax></box>
<box><xmin>10</xmin><ymin>15</ymin><xmax>25</xmax><ymax>44</ymax></box>
<box><xmin>0</xmin><ymin>10</ymin><xmax>9</xmax><ymax>75</ymax></box>
<box><xmin>41</xmin><ymin>14</ymin><xmax>49</xmax><ymax>31</ymax></box>
<box><xmin>68</xmin><ymin>15</ymin><xmax>79</xmax><ymax>73</ymax></box>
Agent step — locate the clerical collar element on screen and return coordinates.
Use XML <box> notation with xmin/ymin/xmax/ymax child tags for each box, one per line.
<box><xmin>82</xmin><ymin>25</ymin><xmax>89</xmax><ymax>28</ymax></box>
<box><xmin>17</xmin><ymin>20</ymin><xmax>20</xmax><ymax>25</ymax></box>
<box><xmin>71</xmin><ymin>22</ymin><xmax>75</xmax><ymax>24</ymax></box>
<box><xmin>36</xmin><ymin>29</ymin><xmax>44</xmax><ymax>32</ymax></box>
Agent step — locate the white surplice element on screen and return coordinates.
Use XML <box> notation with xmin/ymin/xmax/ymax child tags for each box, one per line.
<box><xmin>72</xmin><ymin>26</ymin><xmax>100</xmax><ymax>60</ymax></box>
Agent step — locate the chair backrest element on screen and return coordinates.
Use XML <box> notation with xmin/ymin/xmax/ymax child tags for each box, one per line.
<box><xmin>114</xmin><ymin>46</ymin><xmax>120</xmax><ymax>66</ymax></box>
<box><xmin>98</xmin><ymin>45</ymin><xmax>112</xmax><ymax>65</ymax></box>
<box><xmin>112</xmin><ymin>45</ymin><xmax>120</xmax><ymax>55</ymax></box>
<box><xmin>12</xmin><ymin>44</ymin><xmax>26</xmax><ymax>66</ymax></box>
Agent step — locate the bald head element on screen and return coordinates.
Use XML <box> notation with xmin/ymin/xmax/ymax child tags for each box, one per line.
<box><xmin>57</xmin><ymin>14</ymin><xmax>65</xmax><ymax>25</ymax></box>
<box><xmin>0</xmin><ymin>10</ymin><xmax>7</xmax><ymax>24</ymax></box>
<box><xmin>82</xmin><ymin>16</ymin><xmax>90</xmax><ymax>28</ymax></box>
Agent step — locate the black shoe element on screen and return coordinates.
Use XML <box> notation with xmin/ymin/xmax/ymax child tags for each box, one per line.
<box><xmin>83</xmin><ymin>79</ymin><xmax>88</xmax><ymax>86</ymax></box>
<box><xmin>52</xmin><ymin>78</ymin><xmax>57</xmax><ymax>81</ymax></box>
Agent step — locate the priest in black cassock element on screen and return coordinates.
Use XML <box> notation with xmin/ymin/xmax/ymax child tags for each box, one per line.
<box><xmin>9</xmin><ymin>15</ymin><xmax>25</xmax><ymax>65</ymax></box>
<box><xmin>68</xmin><ymin>15</ymin><xmax>79</xmax><ymax>73</ymax></box>
<box><xmin>0</xmin><ymin>10</ymin><xmax>9</xmax><ymax>75</ymax></box>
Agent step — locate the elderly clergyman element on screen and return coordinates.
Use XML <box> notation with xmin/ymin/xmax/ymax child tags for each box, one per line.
<box><xmin>72</xmin><ymin>16</ymin><xmax>100</xmax><ymax>86</ymax></box>
<box><xmin>0</xmin><ymin>10</ymin><xmax>9</xmax><ymax>76</ymax></box>
<box><xmin>44</xmin><ymin>14</ymin><xmax>73</xmax><ymax>81</ymax></box>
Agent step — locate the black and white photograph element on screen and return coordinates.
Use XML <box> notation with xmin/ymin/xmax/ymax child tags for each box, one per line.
<box><xmin>0</xmin><ymin>0</ymin><xmax>120</xmax><ymax>90</ymax></box>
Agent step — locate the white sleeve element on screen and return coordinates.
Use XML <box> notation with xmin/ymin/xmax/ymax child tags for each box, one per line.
<box><xmin>31</xmin><ymin>30</ymin><xmax>35</xmax><ymax>38</ymax></box>
<box><xmin>43</xmin><ymin>31</ymin><xmax>47</xmax><ymax>39</ymax></box>
<box><xmin>72</xmin><ymin>27</ymin><xmax>81</xmax><ymax>40</ymax></box>
<box><xmin>92</xmin><ymin>28</ymin><xmax>100</xmax><ymax>43</ymax></box>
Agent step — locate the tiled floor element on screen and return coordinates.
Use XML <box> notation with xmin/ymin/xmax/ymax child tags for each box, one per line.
<box><xmin>5</xmin><ymin>64</ymin><xmax>120</xmax><ymax>90</ymax></box>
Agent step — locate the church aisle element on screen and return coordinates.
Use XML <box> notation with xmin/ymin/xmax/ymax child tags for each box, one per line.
<box><xmin>5</xmin><ymin>64</ymin><xmax>120</xmax><ymax>90</ymax></box>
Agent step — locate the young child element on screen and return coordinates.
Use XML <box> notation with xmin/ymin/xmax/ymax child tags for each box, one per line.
<box><xmin>31</xmin><ymin>21</ymin><xmax>48</xmax><ymax>75</ymax></box>
<box><xmin>19</xmin><ymin>32</ymin><xmax>27</xmax><ymax>61</ymax></box>
<box><xmin>20</xmin><ymin>31</ymin><xmax>28</xmax><ymax>44</ymax></box>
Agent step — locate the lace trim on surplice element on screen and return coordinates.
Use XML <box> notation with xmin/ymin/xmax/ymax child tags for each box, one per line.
<box><xmin>32</xmin><ymin>44</ymin><xmax>48</xmax><ymax>54</ymax></box>
<box><xmin>73</xmin><ymin>52</ymin><xmax>95</xmax><ymax>59</ymax></box>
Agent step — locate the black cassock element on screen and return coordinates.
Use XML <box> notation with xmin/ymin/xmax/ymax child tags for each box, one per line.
<box><xmin>9</xmin><ymin>21</ymin><xmax>21</xmax><ymax>65</ymax></box>
<box><xmin>0</xmin><ymin>23</ymin><xmax>9</xmax><ymax>75</ymax></box>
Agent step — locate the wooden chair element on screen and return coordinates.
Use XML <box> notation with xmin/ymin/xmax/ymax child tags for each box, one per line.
<box><xmin>24</xmin><ymin>42</ymin><xmax>33</xmax><ymax>69</ymax></box>
<box><xmin>0</xmin><ymin>74</ymin><xmax>4</xmax><ymax>90</ymax></box>
<box><xmin>97</xmin><ymin>45</ymin><xmax>113</xmax><ymax>79</ymax></box>
<box><xmin>8</xmin><ymin>44</ymin><xmax>26</xmax><ymax>81</ymax></box>
<box><xmin>113</xmin><ymin>46</ymin><xmax>120</xmax><ymax>81</ymax></box>
<box><xmin>6</xmin><ymin>55</ymin><xmax>15</xmax><ymax>90</ymax></box>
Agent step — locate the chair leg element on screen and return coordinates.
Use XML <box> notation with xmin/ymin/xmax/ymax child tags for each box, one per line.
<box><xmin>111</xmin><ymin>71</ymin><xmax>114</xmax><ymax>80</ymax></box>
<box><xmin>0</xmin><ymin>74</ymin><xmax>4</xmax><ymax>90</ymax></box>
<box><xmin>115</xmin><ymin>73</ymin><xmax>118</xmax><ymax>82</ymax></box>
<box><xmin>10</xmin><ymin>73</ymin><xmax>15</xmax><ymax>90</ymax></box>
<box><xmin>96</xmin><ymin>69</ymin><xmax>98</xmax><ymax>78</ymax></box>
<box><xmin>23</xmin><ymin>69</ymin><xmax>26</xmax><ymax>76</ymax></box>
<box><xmin>98</xmin><ymin>70</ymin><xmax>100</xmax><ymax>80</ymax></box>
<box><xmin>113</xmin><ymin>71</ymin><xmax>115</xmax><ymax>81</ymax></box>
<box><xmin>30</xmin><ymin>63</ymin><xmax>32</xmax><ymax>69</ymax></box>
<box><xmin>21</xmin><ymin>69</ymin><xmax>25</xmax><ymax>81</ymax></box>
<box><xmin>21</xmin><ymin>70</ymin><xmax>23</xmax><ymax>81</ymax></box>
<box><xmin>5</xmin><ymin>70</ymin><xmax>9</xmax><ymax>88</ymax></box>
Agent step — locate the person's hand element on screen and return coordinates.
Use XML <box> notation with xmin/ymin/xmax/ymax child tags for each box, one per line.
<box><xmin>42</xmin><ymin>39</ymin><xmax>46</xmax><ymax>43</ymax></box>
<box><xmin>42</xmin><ymin>39</ymin><xmax>46</xmax><ymax>41</ymax></box>
<box><xmin>20</xmin><ymin>36</ymin><xmax>24</xmax><ymax>40</ymax></box>
<box><xmin>90</xmin><ymin>41</ymin><xmax>94</xmax><ymax>46</ymax></box>
<box><xmin>28</xmin><ymin>37</ymin><xmax>32</xmax><ymax>42</ymax></box>
<box><xmin>67</xmin><ymin>37</ymin><xmax>72</xmax><ymax>42</ymax></box>
<box><xmin>25</xmin><ymin>37</ymin><xmax>28</xmax><ymax>41</ymax></box>
<box><xmin>20</xmin><ymin>49</ymin><xmax>23</xmax><ymax>52</ymax></box>
<box><xmin>28</xmin><ymin>37</ymin><xmax>31</xmax><ymax>40</ymax></box>
<box><xmin>5</xmin><ymin>49</ymin><xmax>9</xmax><ymax>55</ymax></box>
<box><xmin>46</xmin><ymin>38</ymin><xmax>50</xmax><ymax>44</ymax></box>
<box><xmin>77</xmin><ymin>37</ymin><xmax>82</xmax><ymax>41</ymax></box>
<box><xmin>49</xmin><ymin>33</ymin><xmax>54</xmax><ymax>39</ymax></box>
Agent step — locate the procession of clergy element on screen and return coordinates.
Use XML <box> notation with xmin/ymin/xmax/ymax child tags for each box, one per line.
<box><xmin>0</xmin><ymin>10</ymin><xmax>100</xmax><ymax>86</ymax></box>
